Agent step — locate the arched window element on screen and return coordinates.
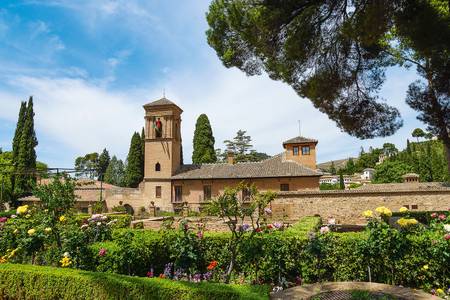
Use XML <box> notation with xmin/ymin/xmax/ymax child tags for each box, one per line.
<box><xmin>155</xmin><ymin>162</ymin><xmax>161</xmax><ymax>172</ymax></box>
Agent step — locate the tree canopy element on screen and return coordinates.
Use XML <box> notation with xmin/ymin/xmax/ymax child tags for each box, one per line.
<box><xmin>206</xmin><ymin>0</ymin><xmax>450</xmax><ymax>172</ymax></box>
<box><xmin>218</xmin><ymin>129</ymin><xmax>270</xmax><ymax>162</ymax></box>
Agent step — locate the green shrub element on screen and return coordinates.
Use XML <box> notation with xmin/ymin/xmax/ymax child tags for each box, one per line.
<box><xmin>0</xmin><ymin>210</ymin><xmax>15</xmax><ymax>218</ymax></box>
<box><xmin>0</xmin><ymin>263</ymin><xmax>269</xmax><ymax>300</ymax></box>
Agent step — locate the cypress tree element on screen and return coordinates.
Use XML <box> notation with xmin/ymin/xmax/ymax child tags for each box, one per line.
<box><xmin>192</xmin><ymin>114</ymin><xmax>217</xmax><ymax>164</ymax></box>
<box><xmin>11</xmin><ymin>101</ymin><xmax>27</xmax><ymax>193</ymax></box>
<box><xmin>125</xmin><ymin>132</ymin><xmax>143</xmax><ymax>188</ymax></box>
<box><xmin>339</xmin><ymin>173</ymin><xmax>345</xmax><ymax>190</ymax></box>
<box><xmin>140</xmin><ymin>127</ymin><xmax>145</xmax><ymax>176</ymax></box>
<box><xmin>98</xmin><ymin>149</ymin><xmax>110</xmax><ymax>180</ymax></box>
<box><xmin>15</xmin><ymin>97</ymin><xmax>38</xmax><ymax>196</ymax></box>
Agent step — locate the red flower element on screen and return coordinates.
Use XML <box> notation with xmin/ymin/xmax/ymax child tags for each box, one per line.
<box><xmin>431</xmin><ymin>213</ymin><xmax>438</xmax><ymax>218</ymax></box>
<box><xmin>267</xmin><ymin>224</ymin><xmax>273</xmax><ymax>229</ymax></box>
<box><xmin>439</xmin><ymin>214</ymin><xmax>446</xmax><ymax>220</ymax></box>
<box><xmin>159</xmin><ymin>274</ymin><xmax>165</xmax><ymax>278</ymax></box>
<box><xmin>444</xmin><ymin>234</ymin><xmax>450</xmax><ymax>241</ymax></box>
<box><xmin>207</xmin><ymin>260</ymin><xmax>218</xmax><ymax>270</ymax></box>
<box><xmin>255</xmin><ymin>227</ymin><xmax>262</xmax><ymax>233</ymax></box>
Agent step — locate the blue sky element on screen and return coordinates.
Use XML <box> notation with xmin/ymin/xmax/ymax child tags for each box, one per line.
<box><xmin>0</xmin><ymin>0</ymin><xmax>424</xmax><ymax>168</ymax></box>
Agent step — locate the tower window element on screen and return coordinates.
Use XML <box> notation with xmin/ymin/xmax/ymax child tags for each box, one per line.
<box><xmin>293</xmin><ymin>146</ymin><xmax>299</xmax><ymax>156</ymax></box>
<box><xmin>155</xmin><ymin>162</ymin><xmax>161</xmax><ymax>172</ymax></box>
<box><xmin>302</xmin><ymin>146</ymin><xmax>310</xmax><ymax>155</ymax></box>
<box><xmin>156</xmin><ymin>186</ymin><xmax>161</xmax><ymax>198</ymax></box>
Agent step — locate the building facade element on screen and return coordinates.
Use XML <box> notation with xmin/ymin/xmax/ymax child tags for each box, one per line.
<box><xmin>141</xmin><ymin>98</ymin><xmax>322</xmax><ymax>212</ymax></box>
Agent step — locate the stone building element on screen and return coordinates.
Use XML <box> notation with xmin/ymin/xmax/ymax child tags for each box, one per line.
<box><xmin>140</xmin><ymin>97</ymin><xmax>322</xmax><ymax>212</ymax></box>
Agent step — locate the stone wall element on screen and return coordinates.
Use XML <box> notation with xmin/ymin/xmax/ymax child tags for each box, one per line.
<box><xmin>272</xmin><ymin>188</ymin><xmax>450</xmax><ymax>224</ymax></box>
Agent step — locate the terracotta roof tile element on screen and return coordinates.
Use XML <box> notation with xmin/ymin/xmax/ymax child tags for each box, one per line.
<box><xmin>172</xmin><ymin>153</ymin><xmax>322</xmax><ymax>180</ymax></box>
<box><xmin>283</xmin><ymin>136</ymin><xmax>318</xmax><ymax>145</ymax></box>
<box><xmin>143</xmin><ymin>97</ymin><xmax>182</xmax><ymax>110</ymax></box>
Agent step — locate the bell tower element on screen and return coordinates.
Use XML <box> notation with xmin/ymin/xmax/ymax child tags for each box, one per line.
<box><xmin>142</xmin><ymin>97</ymin><xmax>182</xmax><ymax>209</ymax></box>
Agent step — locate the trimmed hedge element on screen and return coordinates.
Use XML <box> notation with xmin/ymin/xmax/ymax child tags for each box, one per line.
<box><xmin>0</xmin><ymin>264</ymin><xmax>269</xmax><ymax>300</ymax></box>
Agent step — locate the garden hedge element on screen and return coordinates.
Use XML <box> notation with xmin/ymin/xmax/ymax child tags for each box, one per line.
<box><xmin>0</xmin><ymin>264</ymin><xmax>269</xmax><ymax>300</ymax></box>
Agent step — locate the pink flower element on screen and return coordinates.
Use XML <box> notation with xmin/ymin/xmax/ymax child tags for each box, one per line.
<box><xmin>439</xmin><ymin>214</ymin><xmax>446</xmax><ymax>221</ymax></box>
<box><xmin>444</xmin><ymin>234</ymin><xmax>450</xmax><ymax>241</ymax></box>
<box><xmin>196</xmin><ymin>231</ymin><xmax>203</xmax><ymax>239</ymax></box>
<box><xmin>147</xmin><ymin>268</ymin><xmax>154</xmax><ymax>278</ymax></box>
<box><xmin>264</xmin><ymin>208</ymin><xmax>272</xmax><ymax>215</ymax></box>
<box><xmin>98</xmin><ymin>248</ymin><xmax>107</xmax><ymax>257</ymax></box>
<box><xmin>431</xmin><ymin>213</ymin><xmax>438</xmax><ymax>218</ymax></box>
<box><xmin>0</xmin><ymin>217</ymin><xmax>7</xmax><ymax>223</ymax></box>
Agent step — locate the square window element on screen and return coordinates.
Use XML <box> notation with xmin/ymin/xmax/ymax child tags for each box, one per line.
<box><xmin>302</xmin><ymin>146</ymin><xmax>310</xmax><ymax>155</ymax></box>
<box><xmin>280</xmin><ymin>184</ymin><xmax>289</xmax><ymax>191</ymax></box>
<box><xmin>411</xmin><ymin>204</ymin><xmax>418</xmax><ymax>210</ymax></box>
<box><xmin>403</xmin><ymin>205</ymin><xmax>410</xmax><ymax>209</ymax></box>
<box><xmin>242</xmin><ymin>188</ymin><xmax>251</xmax><ymax>201</ymax></box>
<box><xmin>156</xmin><ymin>186</ymin><xmax>161</xmax><ymax>198</ymax></box>
<box><xmin>293</xmin><ymin>146</ymin><xmax>299</xmax><ymax>156</ymax></box>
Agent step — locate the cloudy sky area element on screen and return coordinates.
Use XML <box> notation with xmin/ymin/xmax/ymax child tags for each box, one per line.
<box><xmin>0</xmin><ymin>0</ymin><xmax>424</xmax><ymax>167</ymax></box>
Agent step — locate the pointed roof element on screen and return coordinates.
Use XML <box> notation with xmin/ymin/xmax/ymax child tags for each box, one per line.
<box><xmin>143</xmin><ymin>97</ymin><xmax>182</xmax><ymax>111</ymax></box>
<box><xmin>283</xmin><ymin>136</ymin><xmax>318</xmax><ymax>146</ymax></box>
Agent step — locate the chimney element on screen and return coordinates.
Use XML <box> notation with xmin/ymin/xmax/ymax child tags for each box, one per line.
<box><xmin>227</xmin><ymin>151</ymin><xmax>235</xmax><ymax>165</ymax></box>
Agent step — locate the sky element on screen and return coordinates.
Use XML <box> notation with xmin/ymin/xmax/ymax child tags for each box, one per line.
<box><xmin>0</xmin><ymin>0</ymin><xmax>425</xmax><ymax>168</ymax></box>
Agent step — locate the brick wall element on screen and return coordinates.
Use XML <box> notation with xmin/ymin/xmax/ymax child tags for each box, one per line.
<box><xmin>272</xmin><ymin>189</ymin><xmax>450</xmax><ymax>224</ymax></box>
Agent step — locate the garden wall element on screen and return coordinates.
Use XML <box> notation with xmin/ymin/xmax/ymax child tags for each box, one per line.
<box><xmin>272</xmin><ymin>184</ymin><xmax>450</xmax><ymax>224</ymax></box>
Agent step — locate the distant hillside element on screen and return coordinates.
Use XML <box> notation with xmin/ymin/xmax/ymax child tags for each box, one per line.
<box><xmin>317</xmin><ymin>158</ymin><xmax>357</xmax><ymax>171</ymax></box>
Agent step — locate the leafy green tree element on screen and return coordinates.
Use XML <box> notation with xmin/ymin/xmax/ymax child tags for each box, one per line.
<box><xmin>14</xmin><ymin>97</ymin><xmax>38</xmax><ymax>197</ymax></box>
<box><xmin>382</xmin><ymin>143</ymin><xmax>398</xmax><ymax>157</ymax></box>
<box><xmin>141</xmin><ymin>127</ymin><xmax>145</xmax><ymax>175</ymax></box>
<box><xmin>206</xmin><ymin>1</ymin><xmax>450</xmax><ymax>174</ymax></box>
<box><xmin>104</xmin><ymin>156</ymin><xmax>125</xmax><ymax>186</ymax></box>
<box><xmin>97</xmin><ymin>149</ymin><xmax>110</xmax><ymax>180</ymax></box>
<box><xmin>412</xmin><ymin>128</ymin><xmax>426</xmax><ymax>142</ymax></box>
<box><xmin>344</xmin><ymin>158</ymin><xmax>356</xmax><ymax>175</ymax></box>
<box><xmin>74</xmin><ymin>153</ymin><xmax>99</xmax><ymax>179</ymax></box>
<box><xmin>319</xmin><ymin>183</ymin><xmax>339</xmax><ymax>191</ymax></box>
<box><xmin>374</xmin><ymin>161</ymin><xmax>414</xmax><ymax>183</ymax></box>
<box><xmin>192</xmin><ymin>114</ymin><xmax>217</xmax><ymax>164</ymax></box>
<box><xmin>124</xmin><ymin>132</ymin><xmax>144</xmax><ymax>188</ymax></box>
<box><xmin>0</xmin><ymin>151</ymin><xmax>14</xmax><ymax>206</ymax></box>
<box><xmin>222</xmin><ymin>130</ymin><xmax>270</xmax><ymax>162</ymax></box>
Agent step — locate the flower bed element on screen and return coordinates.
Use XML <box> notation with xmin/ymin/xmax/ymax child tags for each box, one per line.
<box><xmin>0</xmin><ymin>263</ymin><xmax>269</xmax><ymax>300</ymax></box>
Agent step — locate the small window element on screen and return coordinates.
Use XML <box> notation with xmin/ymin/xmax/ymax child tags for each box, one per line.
<box><xmin>242</xmin><ymin>188</ymin><xmax>251</xmax><ymax>202</ymax></box>
<box><xmin>156</xmin><ymin>186</ymin><xmax>161</xmax><ymax>198</ymax></box>
<box><xmin>174</xmin><ymin>186</ymin><xmax>182</xmax><ymax>202</ymax></box>
<box><xmin>293</xmin><ymin>146</ymin><xmax>299</xmax><ymax>156</ymax></box>
<box><xmin>155</xmin><ymin>162</ymin><xmax>161</xmax><ymax>172</ymax></box>
<box><xmin>280</xmin><ymin>184</ymin><xmax>290</xmax><ymax>191</ymax></box>
<box><xmin>302</xmin><ymin>146</ymin><xmax>310</xmax><ymax>155</ymax></box>
<box><xmin>203</xmin><ymin>185</ymin><xmax>212</xmax><ymax>201</ymax></box>
<box><xmin>403</xmin><ymin>205</ymin><xmax>410</xmax><ymax>209</ymax></box>
<box><xmin>411</xmin><ymin>204</ymin><xmax>418</xmax><ymax>210</ymax></box>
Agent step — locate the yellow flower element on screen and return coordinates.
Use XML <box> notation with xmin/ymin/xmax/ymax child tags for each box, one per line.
<box><xmin>60</xmin><ymin>256</ymin><xmax>72</xmax><ymax>268</ymax></box>
<box><xmin>25</xmin><ymin>214</ymin><xmax>31</xmax><ymax>219</ymax></box>
<box><xmin>27</xmin><ymin>228</ymin><xmax>36</xmax><ymax>236</ymax></box>
<box><xmin>59</xmin><ymin>215</ymin><xmax>66</xmax><ymax>222</ymax></box>
<box><xmin>362</xmin><ymin>210</ymin><xmax>373</xmax><ymax>218</ymax></box>
<box><xmin>16</xmin><ymin>205</ymin><xmax>29</xmax><ymax>215</ymax></box>
<box><xmin>397</xmin><ymin>218</ymin><xmax>418</xmax><ymax>227</ymax></box>
<box><xmin>13</xmin><ymin>229</ymin><xmax>19</xmax><ymax>234</ymax></box>
<box><xmin>44</xmin><ymin>227</ymin><xmax>52</xmax><ymax>233</ymax></box>
<box><xmin>399</xmin><ymin>207</ymin><xmax>408</xmax><ymax>213</ymax></box>
<box><xmin>375</xmin><ymin>206</ymin><xmax>392</xmax><ymax>217</ymax></box>
<box><xmin>436</xmin><ymin>288</ymin><xmax>444</xmax><ymax>295</ymax></box>
<box><xmin>422</xmin><ymin>264</ymin><xmax>429</xmax><ymax>270</ymax></box>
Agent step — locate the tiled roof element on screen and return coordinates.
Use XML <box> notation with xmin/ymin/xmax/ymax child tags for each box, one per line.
<box><xmin>171</xmin><ymin>153</ymin><xmax>322</xmax><ymax>180</ymax></box>
<box><xmin>283</xmin><ymin>136</ymin><xmax>318</xmax><ymax>145</ymax></box>
<box><xmin>143</xmin><ymin>97</ymin><xmax>181</xmax><ymax>110</ymax></box>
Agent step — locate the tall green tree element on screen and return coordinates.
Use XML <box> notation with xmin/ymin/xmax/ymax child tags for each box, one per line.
<box><xmin>14</xmin><ymin>97</ymin><xmax>38</xmax><ymax>197</ymax></box>
<box><xmin>98</xmin><ymin>149</ymin><xmax>110</xmax><ymax>180</ymax></box>
<box><xmin>141</xmin><ymin>127</ymin><xmax>145</xmax><ymax>175</ymax></box>
<box><xmin>11</xmin><ymin>101</ymin><xmax>27</xmax><ymax>195</ymax></box>
<box><xmin>125</xmin><ymin>132</ymin><xmax>144</xmax><ymax>188</ymax></box>
<box><xmin>374</xmin><ymin>160</ymin><xmax>414</xmax><ymax>183</ymax></box>
<box><xmin>206</xmin><ymin>1</ymin><xmax>450</xmax><ymax>174</ymax></box>
<box><xmin>192</xmin><ymin>114</ymin><xmax>217</xmax><ymax>164</ymax></box>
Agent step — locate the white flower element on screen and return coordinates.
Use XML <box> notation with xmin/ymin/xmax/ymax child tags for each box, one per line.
<box><xmin>97</xmin><ymin>222</ymin><xmax>101</xmax><ymax>226</ymax></box>
<box><xmin>63</xmin><ymin>252</ymin><xmax>70</xmax><ymax>258</ymax></box>
<box><xmin>444</xmin><ymin>224</ymin><xmax>450</xmax><ymax>232</ymax></box>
